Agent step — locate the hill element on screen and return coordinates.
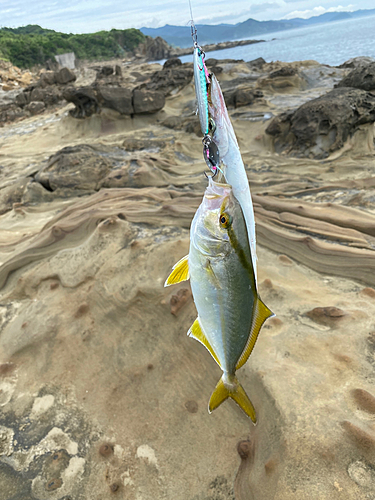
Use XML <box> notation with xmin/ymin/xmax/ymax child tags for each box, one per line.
<box><xmin>141</xmin><ymin>8</ymin><xmax>375</xmax><ymax>47</ymax></box>
<box><xmin>0</xmin><ymin>25</ymin><xmax>145</xmax><ymax>68</ymax></box>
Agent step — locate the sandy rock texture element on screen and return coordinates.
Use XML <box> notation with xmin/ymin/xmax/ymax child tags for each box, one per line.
<box><xmin>0</xmin><ymin>56</ymin><xmax>375</xmax><ymax>499</ymax></box>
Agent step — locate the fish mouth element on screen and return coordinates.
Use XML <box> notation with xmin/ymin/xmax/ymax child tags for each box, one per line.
<box><xmin>204</xmin><ymin>179</ymin><xmax>232</xmax><ymax>210</ymax></box>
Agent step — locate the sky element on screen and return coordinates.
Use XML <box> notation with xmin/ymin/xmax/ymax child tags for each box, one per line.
<box><xmin>0</xmin><ymin>0</ymin><xmax>374</xmax><ymax>33</ymax></box>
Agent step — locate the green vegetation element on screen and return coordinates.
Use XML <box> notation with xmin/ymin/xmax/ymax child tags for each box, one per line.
<box><xmin>0</xmin><ymin>25</ymin><xmax>146</xmax><ymax>68</ymax></box>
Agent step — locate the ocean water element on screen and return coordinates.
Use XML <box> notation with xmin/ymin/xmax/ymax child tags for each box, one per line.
<box><xmin>178</xmin><ymin>15</ymin><xmax>375</xmax><ymax>66</ymax></box>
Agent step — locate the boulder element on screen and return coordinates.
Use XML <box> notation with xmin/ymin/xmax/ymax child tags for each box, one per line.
<box><xmin>133</xmin><ymin>89</ymin><xmax>165</xmax><ymax>114</ymax></box>
<box><xmin>338</xmin><ymin>56</ymin><xmax>375</xmax><ymax>70</ymax></box>
<box><xmin>63</xmin><ymin>87</ymin><xmax>99</xmax><ymax>119</ymax></box>
<box><xmin>335</xmin><ymin>62</ymin><xmax>375</xmax><ymax>91</ymax></box>
<box><xmin>96</xmin><ymin>87</ymin><xmax>133</xmax><ymax>115</ymax></box>
<box><xmin>15</xmin><ymin>91</ymin><xmax>31</xmax><ymax>107</ymax></box>
<box><xmin>265</xmin><ymin>87</ymin><xmax>375</xmax><ymax>158</ymax></box>
<box><xmin>55</xmin><ymin>67</ymin><xmax>76</xmax><ymax>85</ymax></box>
<box><xmin>223</xmin><ymin>87</ymin><xmax>263</xmax><ymax>108</ymax></box>
<box><xmin>163</xmin><ymin>58</ymin><xmax>182</xmax><ymax>69</ymax></box>
<box><xmin>147</xmin><ymin>66</ymin><xmax>193</xmax><ymax>96</ymax></box>
<box><xmin>35</xmin><ymin>145</ymin><xmax>112</xmax><ymax>192</ymax></box>
<box><xmin>39</xmin><ymin>71</ymin><xmax>56</xmax><ymax>87</ymax></box>
<box><xmin>24</xmin><ymin>101</ymin><xmax>45</xmax><ymax>116</ymax></box>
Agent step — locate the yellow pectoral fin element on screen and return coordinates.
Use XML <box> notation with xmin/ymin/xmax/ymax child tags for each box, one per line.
<box><xmin>236</xmin><ymin>297</ymin><xmax>274</xmax><ymax>371</ymax></box>
<box><xmin>208</xmin><ymin>375</ymin><xmax>257</xmax><ymax>423</ymax></box>
<box><xmin>164</xmin><ymin>255</ymin><xmax>189</xmax><ymax>287</ymax></box>
<box><xmin>188</xmin><ymin>318</ymin><xmax>221</xmax><ymax>367</ymax></box>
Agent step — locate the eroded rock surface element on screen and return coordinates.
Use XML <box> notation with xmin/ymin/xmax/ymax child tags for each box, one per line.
<box><xmin>266</xmin><ymin>87</ymin><xmax>375</xmax><ymax>158</ymax></box>
<box><xmin>335</xmin><ymin>61</ymin><xmax>375</xmax><ymax>91</ymax></box>
<box><xmin>1</xmin><ymin>56</ymin><xmax>375</xmax><ymax>500</ymax></box>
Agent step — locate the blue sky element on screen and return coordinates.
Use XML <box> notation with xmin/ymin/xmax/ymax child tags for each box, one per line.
<box><xmin>0</xmin><ymin>0</ymin><xmax>373</xmax><ymax>32</ymax></box>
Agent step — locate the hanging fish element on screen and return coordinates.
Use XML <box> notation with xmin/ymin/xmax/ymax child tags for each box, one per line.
<box><xmin>165</xmin><ymin>178</ymin><xmax>273</xmax><ymax>421</ymax></box>
<box><xmin>191</xmin><ymin>23</ymin><xmax>258</xmax><ymax>280</ymax></box>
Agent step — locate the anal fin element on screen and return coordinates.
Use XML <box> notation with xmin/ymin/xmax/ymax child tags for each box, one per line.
<box><xmin>236</xmin><ymin>297</ymin><xmax>274</xmax><ymax>370</ymax></box>
<box><xmin>164</xmin><ymin>255</ymin><xmax>189</xmax><ymax>286</ymax></box>
<box><xmin>188</xmin><ymin>318</ymin><xmax>220</xmax><ymax>367</ymax></box>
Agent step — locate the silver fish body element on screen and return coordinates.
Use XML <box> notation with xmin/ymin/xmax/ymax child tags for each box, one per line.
<box><xmin>208</xmin><ymin>74</ymin><xmax>258</xmax><ymax>280</ymax></box>
<box><xmin>189</xmin><ymin>179</ymin><xmax>256</xmax><ymax>375</ymax></box>
<box><xmin>165</xmin><ymin>179</ymin><xmax>273</xmax><ymax>420</ymax></box>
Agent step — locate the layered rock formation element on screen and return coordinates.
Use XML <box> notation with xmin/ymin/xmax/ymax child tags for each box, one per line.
<box><xmin>1</xmin><ymin>56</ymin><xmax>375</xmax><ymax>500</ymax></box>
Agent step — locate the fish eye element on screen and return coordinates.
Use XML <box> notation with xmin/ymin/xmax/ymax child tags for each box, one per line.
<box><xmin>219</xmin><ymin>213</ymin><xmax>231</xmax><ymax>228</ymax></box>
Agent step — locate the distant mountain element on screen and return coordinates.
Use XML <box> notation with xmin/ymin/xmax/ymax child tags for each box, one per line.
<box><xmin>141</xmin><ymin>8</ymin><xmax>375</xmax><ymax>48</ymax></box>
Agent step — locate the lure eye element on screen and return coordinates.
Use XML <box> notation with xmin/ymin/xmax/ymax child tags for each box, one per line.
<box><xmin>219</xmin><ymin>213</ymin><xmax>231</xmax><ymax>228</ymax></box>
<box><xmin>208</xmin><ymin>118</ymin><xmax>216</xmax><ymax>134</ymax></box>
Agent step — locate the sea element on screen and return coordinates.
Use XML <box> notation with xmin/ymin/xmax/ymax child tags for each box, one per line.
<box><xmin>177</xmin><ymin>14</ymin><xmax>375</xmax><ymax>66</ymax></box>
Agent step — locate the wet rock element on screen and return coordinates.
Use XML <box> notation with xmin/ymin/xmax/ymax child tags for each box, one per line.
<box><xmin>266</xmin><ymin>88</ymin><xmax>375</xmax><ymax>158</ymax></box>
<box><xmin>55</xmin><ymin>67</ymin><xmax>76</xmax><ymax>85</ymax></box>
<box><xmin>35</xmin><ymin>145</ymin><xmax>112</xmax><ymax>192</ymax></box>
<box><xmin>96</xmin><ymin>87</ymin><xmax>134</xmax><ymax>115</ymax></box>
<box><xmin>63</xmin><ymin>86</ymin><xmax>99</xmax><ymax>119</ymax></box>
<box><xmin>335</xmin><ymin>62</ymin><xmax>375</xmax><ymax>91</ymax></box>
<box><xmin>133</xmin><ymin>89</ymin><xmax>165</xmax><ymax>114</ymax></box>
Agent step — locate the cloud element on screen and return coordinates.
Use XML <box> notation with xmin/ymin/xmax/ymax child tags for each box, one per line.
<box><xmin>249</xmin><ymin>2</ymin><xmax>281</xmax><ymax>14</ymax></box>
<box><xmin>282</xmin><ymin>4</ymin><xmax>355</xmax><ymax>19</ymax></box>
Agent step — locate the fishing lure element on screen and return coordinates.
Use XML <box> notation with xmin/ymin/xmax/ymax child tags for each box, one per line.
<box><xmin>190</xmin><ymin>9</ymin><xmax>220</xmax><ymax>176</ymax></box>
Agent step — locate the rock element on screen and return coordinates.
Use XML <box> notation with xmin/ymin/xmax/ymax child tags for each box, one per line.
<box><xmin>136</xmin><ymin>36</ymin><xmax>172</xmax><ymax>60</ymax></box>
<box><xmin>15</xmin><ymin>91</ymin><xmax>31</xmax><ymax>107</ymax></box>
<box><xmin>269</xmin><ymin>66</ymin><xmax>297</xmax><ymax>78</ymax></box>
<box><xmin>147</xmin><ymin>66</ymin><xmax>193</xmax><ymax>96</ymax></box>
<box><xmin>265</xmin><ymin>88</ymin><xmax>375</xmax><ymax>158</ymax></box>
<box><xmin>133</xmin><ymin>89</ymin><xmax>165</xmax><ymax>114</ymax></box>
<box><xmin>335</xmin><ymin>62</ymin><xmax>375</xmax><ymax>91</ymax></box>
<box><xmin>39</xmin><ymin>71</ymin><xmax>56</xmax><ymax>86</ymax></box>
<box><xmin>0</xmin><ymin>178</ymin><xmax>29</xmax><ymax>215</ymax></box>
<box><xmin>223</xmin><ymin>88</ymin><xmax>263</xmax><ymax>108</ymax></box>
<box><xmin>24</xmin><ymin>101</ymin><xmax>45</xmax><ymax>116</ymax></box>
<box><xmin>248</xmin><ymin>57</ymin><xmax>266</xmax><ymax>68</ymax></box>
<box><xmin>96</xmin><ymin>87</ymin><xmax>133</xmax><ymax>115</ymax></box>
<box><xmin>122</xmin><ymin>137</ymin><xmax>165</xmax><ymax>151</ymax></box>
<box><xmin>97</xmin><ymin>66</ymin><xmax>114</xmax><ymax>77</ymax></box>
<box><xmin>35</xmin><ymin>145</ymin><xmax>112</xmax><ymax>192</ymax></box>
<box><xmin>63</xmin><ymin>87</ymin><xmax>99</xmax><ymax>119</ymax></box>
<box><xmin>338</xmin><ymin>56</ymin><xmax>375</xmax><ymax>70</ymax></box>
<box><xmin>163</xmin><ymin>58</ymin><xmax>182</xmax><ymax>69</ymax></box>
<box><xmin>306</xmin><ymin>306</ymin><xmax>346</xmax><ymax>326</ymax></box>
<box><xmin>160</xmin><ymin>115</ymin><xmax>185</xmax><ymax>129</ymax></box>
<box><xmin>55</xmin><ymin>67</ymin><xmax>76</xmax><ymax>85</ymax></box>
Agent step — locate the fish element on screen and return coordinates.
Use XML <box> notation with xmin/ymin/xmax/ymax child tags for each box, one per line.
<box><xmin>165</xmin><ymin>178</ymin><xmax>273</xmax><ymax>421</ymax></box>
<box><xmin>192</xmin><ymin>45</ymin><xmax>258</xmax><ymax>281</ymax></box>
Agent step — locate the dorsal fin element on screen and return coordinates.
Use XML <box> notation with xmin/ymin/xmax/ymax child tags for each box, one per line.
<box><xmin>164</xmin><ymin>255</ymin><xmax>189</xmax><ymax>287</ymax></box>
<box><xmin>236</xmin><ymin>297</ymin><xmax>274</xmax><ymax>370</ymax></box>
<box><xmin>188</xmin><ymin>318</ymin><xmax>221</xmax><ymax>368</ymax></box>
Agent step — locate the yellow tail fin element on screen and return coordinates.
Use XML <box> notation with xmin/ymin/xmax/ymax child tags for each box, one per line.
<box><xmin>208</xmin><ymin>375</ymin><xmax>257</xmax><ymax>423</ymax></box>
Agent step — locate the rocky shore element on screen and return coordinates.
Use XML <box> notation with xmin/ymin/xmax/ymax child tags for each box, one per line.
<box><xmin>1</xmin><ymin>54</ymin><xmax>375</xmax><ymax>499</ymax></box>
